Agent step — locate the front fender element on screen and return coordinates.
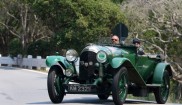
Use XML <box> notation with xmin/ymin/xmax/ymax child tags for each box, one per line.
<box><xmin>110</xmin><ymin>57</ymin><xmax>146</xmax><ymax>86</ymax></box>
<box><xmin>110</xmin><ymin>57</ymin><xmax>130</xmax><ymax>68</ymax></box>
<box><xmin>152</xmin><ymin>63</ymin><xmax>172</xmax><ymax>84</ymax></box>
<box><xmin>46</xmin><ymin>56</ymin><xmax>69</xmax><ymax>68</ymax></box>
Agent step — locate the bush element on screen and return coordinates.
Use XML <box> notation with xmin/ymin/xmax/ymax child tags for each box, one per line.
<box><xmin>8</xmin><ymin>38</ymin><xmax>23</xmax><ymax>57</ymax></box>
<box><xmin>27</xmin><ymin>40</ymin><xmax>53</xmax><ymax>58</ymax></box>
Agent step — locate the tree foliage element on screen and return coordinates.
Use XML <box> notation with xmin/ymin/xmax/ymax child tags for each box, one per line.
<box><xmin>0</xmin><ymin>0</ymin><xmax>52</xmax><ymax>55</ymax></box>
<box><xmin>0</xmin><ymin>0</ymin><xmax>126</xmax><ymax>55</ymax></box>
<box><xmin>30</xmin><ymin>0</ymin><xmax>126</xmax><ymax>52</ymax></box>
<box><xmin>121</xmin><ymin>0</ymin><xmax>182</xmax><ymax>102</ymax></box>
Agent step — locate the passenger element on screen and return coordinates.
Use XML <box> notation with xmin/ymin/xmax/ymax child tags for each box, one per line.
<box><xmin>111</xmin><ymin>35</ymin><xmax>120</xmax><ymax>44</ymax></box>
<box><xmin>133</xmin><ymin>38</ymin><xmax>145</xmax><ymax>55</ymax></box>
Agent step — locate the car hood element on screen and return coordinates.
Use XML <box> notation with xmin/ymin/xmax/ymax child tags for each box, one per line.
<box><xmin>81</xmin><ymin>44</ymin><xmax>129</xmax><ymax>57</ymax></box>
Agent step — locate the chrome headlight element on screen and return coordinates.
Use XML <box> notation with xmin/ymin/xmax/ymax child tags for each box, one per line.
<box><xmin>66</xmin><ymin>49</ymin><xmax>78</xmax><ymax>62</ymax></box>
<box><xmin>96</xmin><ymin>51</ymin><xmax>107</xmax><ymax>63</ymax></box>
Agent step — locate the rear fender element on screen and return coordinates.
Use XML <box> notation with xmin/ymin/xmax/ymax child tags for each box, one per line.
<box><xmin>152</xmin><ymin>63</ymin><xmax>172</xmax><ymax>84</ymax></box>
<box><xmin>110</xmin><ymin>57</ymin><xmax>146</xmax><ymax>86</ymax></box>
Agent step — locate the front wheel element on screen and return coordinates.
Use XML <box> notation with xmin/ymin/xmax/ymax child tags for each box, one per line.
<box><xmin>98</xmin><ymin>93</ymin><xmax>110</xmax><ymax>100</ymax></box>
<box><xmin>47</xmin><ymin>67</ymin><xmax>65</xmax><ymax>103</ymax></box>
<box><xmin>112</xmin><ymin>67</ymin><xmax>128</xmax><ymax>105</ymax></box>
<box><xmin>154</xmin><ymin>70</ymin><xmax>170</xmax><ymax>104</ymax></box>
<box><xmin>97</xmin><ymin>80</ymin><xmax>111</xmax><ymax>100</ymax></box>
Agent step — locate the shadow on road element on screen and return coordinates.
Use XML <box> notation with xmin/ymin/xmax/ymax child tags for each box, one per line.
<box><xmin>27</xmin><ymin>101</ymin><xmax>52</xmax><ymax>104</ymax></box>
<box><xmin>125</xmin><ymin>99</ymin><xmax>156</xmax><ymax>104</ymax></box>
<box><xmin>27</xmin><ymin>98</ymin><xmax>156</xmax><ymax>105</ymax></box>
<box><xmin>62</xmin><ymin>97</ymin><xmax>114</xmax><ymax>104</ymax></box>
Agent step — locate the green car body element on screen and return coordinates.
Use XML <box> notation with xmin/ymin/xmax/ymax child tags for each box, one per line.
<box><xmin>46</xmin><ymin>24</ymin><xmax>172</xmax><ymax>105</ymax></box>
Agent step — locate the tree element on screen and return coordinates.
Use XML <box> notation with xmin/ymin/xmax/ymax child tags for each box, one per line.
<box><xmin>30</xmin><ymin>0</ymin><xmax>126</xmax><ymax>52</ymax></box>
<box><xmin>0</xmin><ymin>0</ymin><xmax>52</xmax><ymax>55</ymax></box>
<box><xmin>121</xmin><ymin>0</ymin><xmax>182</xmax><ymax>101</ymax></box>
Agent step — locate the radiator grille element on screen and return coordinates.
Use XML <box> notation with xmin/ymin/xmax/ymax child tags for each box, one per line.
<box><xmin>79</xmin><ymin>51</ymin><xmax>97</xmax><ymax>80</ymax></box>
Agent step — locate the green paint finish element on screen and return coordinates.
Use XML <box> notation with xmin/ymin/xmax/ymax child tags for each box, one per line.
<box><xmin>152</xmin><ymin>63</ymin><xmax>170</xmax><ymax>84</ymax></box>
<box><xmin>99</xmin><ymin>54</ymin><xmax>105</xmax><ymax>59</ymax></box>
<box><xmin>110</xmin><ymin>57</ymin><xmax>146</xmax><ymax>86</ymax></box>
<box><xmin>121</xmin><ymin>46</ymin><xmax>137</xmax><ymax>65</ymax></box>
<box><xmin>120</xmin><ymin>45</ymin><xmax>137</xmax><ymax>54</ymax></box>
<box><xmin>55</xmin><ymin>75</ymin><xmax>62</xmax><ymax>95</ymax></box>
<box><xmin>119</xmin><ymin>74</ymin><xmax>128</xmax><ymax>100</ymax></box>
<box><xmin>46</xmin><ymin>56</ymin><xmax>70</xmax><ymax>68</ymax></box>
<box><xmin>110</xmin><ymin>57</ymin><xmax>129</xmax><ymax>68</ymax></box>
<box><xmin>135</xmin><ymin>56</ymin><xmax>157</xmax><ymax>81</ymax></box>
<box><xmin>123</xmin><ymin>54</ymin><xmax>136</xmax><ymax>66</ymax></box>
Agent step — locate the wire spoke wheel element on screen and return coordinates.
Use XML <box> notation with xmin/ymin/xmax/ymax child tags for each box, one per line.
<box><xmin>154</xmin><ymin>70</ymin><xmax>170</xmax><ymax>104</ymax></box>
<box><xmin>47</xmin><ymin>67</ymin><xmax>65</xmax><ymax>103</ymax></box>
<box><xmin>112</xmin><ymin>67</ymin><xmax>128</xmax><ymax>105</ymax></box>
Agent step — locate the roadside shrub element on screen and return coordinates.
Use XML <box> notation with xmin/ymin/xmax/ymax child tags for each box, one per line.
<box><xmin>8</xmin><ymin>38</ymin><xmax>23</xmax><ymax>57</ymax></box>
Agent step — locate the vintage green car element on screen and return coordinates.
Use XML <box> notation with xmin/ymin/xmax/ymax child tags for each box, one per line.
<box><xmin>46</xmin><ymin>24</ymin><xmax>172</xmax><ymax>105</ymax></box>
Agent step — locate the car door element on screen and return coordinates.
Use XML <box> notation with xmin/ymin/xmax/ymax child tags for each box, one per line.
<box><xmin>135</xmin><ymin>55</ymin><xmax>157</xmax><ymax>81</ymax></box>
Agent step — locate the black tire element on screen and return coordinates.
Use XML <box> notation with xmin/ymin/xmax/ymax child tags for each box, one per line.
<box><xmin>98</xmin><ymin>93</ymin><xmax>110</xmax><ymax>100</ymax></box>
<box><xmin>47</xmin><ymin>67</ymin><xmax>65</xmax><ymax>103</ymax></box>
<box><xmin>112</xmin><ymin>67</ymin><xmax>128</xmax><ymax>105</ymax></box>
<box><xmin>97</xmin><ymin>80</ymin><xmax>111</xmax><ymax>100</ymax></box>
<box><xmin>154</xmin><ymin>70</ymin><xmax>170</xmax><ymax>104</ymax></box>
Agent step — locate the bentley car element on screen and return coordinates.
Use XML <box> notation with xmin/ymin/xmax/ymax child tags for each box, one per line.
<box><xmin>45</xmin><ymin>23</ymin><xmax>172</xmax><ymax>105</ymax></box>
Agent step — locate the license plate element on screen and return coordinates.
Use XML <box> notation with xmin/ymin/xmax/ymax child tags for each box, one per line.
<box><xmin>68</xmin><ymin>84</ymin><xmax>92</xmax><ymax>92</ymax></box>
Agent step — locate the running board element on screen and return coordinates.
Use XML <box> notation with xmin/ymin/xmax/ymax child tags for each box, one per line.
<box><xmin>146</xmin><ymin>84</ymin><xmax>161</xmax><ymax>88</ymax></box>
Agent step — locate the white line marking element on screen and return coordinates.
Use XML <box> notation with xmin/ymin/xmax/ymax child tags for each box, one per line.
<box><xmin>21</xmin><ymin>68</ymin><xmax>48</xmax><ymax>75</ymax></box>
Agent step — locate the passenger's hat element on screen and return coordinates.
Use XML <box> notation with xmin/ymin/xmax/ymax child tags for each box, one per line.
<box><xmin>133</xmin><ymin>38</ymin><xmax>140</xmax><ymax>44</ymax></box>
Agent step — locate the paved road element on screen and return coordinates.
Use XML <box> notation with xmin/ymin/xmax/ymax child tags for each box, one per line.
<box><xmin>0</xmin><ymin>66</ymin><xmax>180</xmax><ymax>105</ymax></box>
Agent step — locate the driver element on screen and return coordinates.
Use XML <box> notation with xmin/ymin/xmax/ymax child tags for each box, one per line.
<box><xmin>111</xmin><ymin>35</ymin><xmax>119</xmax><ymax>44</ymax></box>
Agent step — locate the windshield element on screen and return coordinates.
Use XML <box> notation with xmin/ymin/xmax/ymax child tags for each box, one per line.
<box><xmin>97</xmin><ymin>37</ymin><xmax>112</xmax><ymax>44</ymax></box>
<box><xmin>96</xmin><ymin>36</ymin><xmax>133</xmax><ymax>46</ymax></box>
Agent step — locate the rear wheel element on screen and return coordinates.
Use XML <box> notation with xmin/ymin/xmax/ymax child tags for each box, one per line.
<box><xmin>154</xmin><ymin>70</ymin><xmax>170</xmax><ymax>104</ymax></box>
<box><xmin>47</xmin><ymin>67</ymin><xmax>65</xmax><ymax>103</ymax></box>
<box><xmin>112</xmin><ymin>67</ymin><xmax>128</xmax><ymax>105</ymax></box>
